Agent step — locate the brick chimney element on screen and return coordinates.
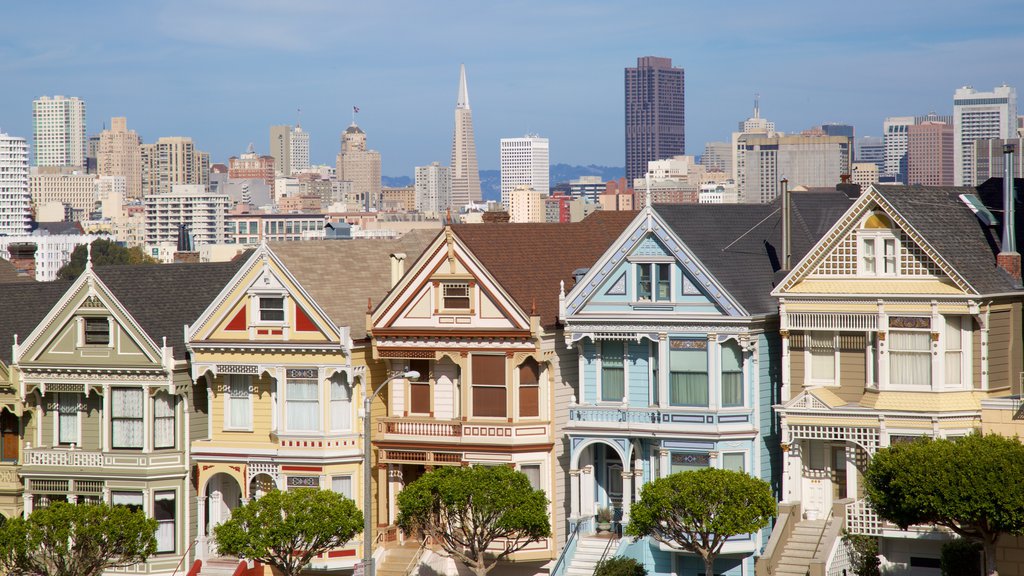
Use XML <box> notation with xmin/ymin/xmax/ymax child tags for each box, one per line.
<box><xmin>998</xmin><ymin>143</ymin><xmax>1021</xmax><ymax>282</ymax></box>
<box><xmin>8</xmin><ymin>243</ymin><xmax>37</xmax><ymax>279</ymax></box>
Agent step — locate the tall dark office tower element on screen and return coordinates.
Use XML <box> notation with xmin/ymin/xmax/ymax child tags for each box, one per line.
<box><xmin>625</xmin><ymin>56</ymin><xmax>685</xmax><ymax>185</ymax></box>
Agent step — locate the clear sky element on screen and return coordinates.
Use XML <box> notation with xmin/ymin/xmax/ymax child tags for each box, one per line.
<box><xmin>2</xmin><ymin>1</ymin><xmax>1023</xmax><ymax>176</ymax></box>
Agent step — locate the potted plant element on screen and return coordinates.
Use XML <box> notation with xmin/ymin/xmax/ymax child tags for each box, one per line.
<box><xmin>596</xmin><ymin>506</ymin><xmax>613</xmax><ymax>533</ymax></box>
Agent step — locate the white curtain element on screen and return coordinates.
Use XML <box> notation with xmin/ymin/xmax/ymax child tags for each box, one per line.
<box><xmin>154</xmin><ymin>393</ymin><xmax>175</xmax><ymax>448</ymax></box>
<box><xmin>945</xmin><ymin>317</ymin><xmax>963</xmax><ymax>386</ymax></box>
<box><xmin>287</xmin><ymin>379</ymin><xmax>319</xmax><ymax>432</ymax></box>
<box><xmin>154</xmin><ymin>491</ymin><xmax>175</xmax><ymax>553</ymax></box>
<box><xmin>228</xmin><ymin>376</ymin><xmax>252</xmax><ymax>429</ymax></box>
<box><xmin>809</xmin><ymin>332</ymin><xmax>835</xmax><ymax>382</ymax></box>
<box><xmin>111</xmin><ymin>389</ymin><xmax>143</xmax><ymax>448</ymax></box>
<box><xmin>58</xmin><ymin>393</ymin><xmax>78</xmax><ymax>444</ymax></box>
<box><xmin>330</xmin><ymin>376</ymin><xmax>351</xmax><ymax>432</ymax></box>
<box><xmin>331</xmin><ymin>476</ymin><xmax>353</xmax><ymax>499</ymax></box>
<box><xmin>521</xmin><ymin>465</ymin><xmax>542</xmax><ymax>490</ymax></box>
<box><xmin>890</xmin><ymin>331</ymin><xmax>931</xmax><ymax>387</ymax></box>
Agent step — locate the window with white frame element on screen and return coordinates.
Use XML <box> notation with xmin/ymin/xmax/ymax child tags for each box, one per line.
<box><xmin>331</xmin><ymin>475</ymin><xmax>353</xmax><ymax>500</ymax></box>
<box><xmin>944</xmin><ymin>316</ymin><xmax>966</xmax><ymax>388</ymax></box>
<box><xmin>636</xmin><ymin>263</ymin><xmax>671</xmax><ymax>302</ymax></box>
<box><xmin>154</xmin><ymin>491</ymin><xmax>176</xmax><ymax>553</ymax></box>
<box><xmin>722</xmin><ymin>453</ymin><xmax>745</xmax><ymax>473</ymax></box>
<box><xmin>808</xmin><ymin>332</ymin><xmax>838</xmax><ymax>385</ymax></box>
<box><xmin>859</xmin><ymin>233</ymin><xmax>897</xmax><ymax>276</ymax></box>
<box><xmin>57</xmin><ymin>393</ymin><xmax>79</xmax><ymax>445</ymax></box>
<box><xmin>153</xmin><ymin>392</ymin><xmax>175</xmax><ymax>449</ymax></box>
<box><xmin>442</xmin><ymin>283</ymin><xmax>471</xmax><ymax>310</ymax></box>
<box><xmin>111</xmin><ymin>388</ymin><xmax>144</xmax><ymax>449</ymax></box>
<box><xmin>521</xmin><ymin>464</ymin><xmax>542</xmax><ymax>490</ymax></box>
<box><xmin>84</xmin><ymin>317</ymin><xmax>110</xmax><ymax>346</ymax></box>
<box><xmin>226</xmin><ymin>375</ymin><xmax>253</xmax><ymax>430</ymax></box>
<box><xmin>111</xmin><ymin>491</ymin><xmax>143</xmax><ymax>512</ymax></box>
<box><xmin>888</xmin><ymin>317</ymin><xmax>932</xmax><ymax>388</ymax></box>
<box><xmin>720</xmin><ymin>340</ymin><xmax>744</xmax><ymax>407</ymax></box>
<box><xmin>669</xmin><ymin>339</ymin><xmax>708</xmax><ymax>407</ymax></box>
<box><xmin>600</xmin><ymin>341</ymin><xmax>625</xmax><ymax>402</ymax></box>
<box><xmin>259</xmin><ymin>296</ymin><xmax>285</xmax><ymax>322</ymax></box>
<box><xmin>330</xmin><ymin>373</ymin><xmax>352</xmax><ymax>432</ymax></box>
<box><xmin>286</xmin><ymin>369</ymin><xmax>319</xmax><ymax>432</ymax></box>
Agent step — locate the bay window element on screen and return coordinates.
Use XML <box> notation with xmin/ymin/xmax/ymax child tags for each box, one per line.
<box><xmin>226</xmin><ymin>375</ymin><xmax>253</xmax><ymax>430</ymax></box>
<box><xmin>57</xmin><ymin>393</ymin><xmax>79</xmax><ymax>445</ymax></box>
<box><xmin>944</xmin><ymin>317</ymin><xmax>964</xmax><ymax>387</ymax></box>
<box><xmin>154</xmin><ymin>392</ymin><xmax>175</xmax><ymax>449</ymax></box>
<box><xmin>890</xmin><ymin>329</ymin><xmax>931</xmax><ymax>387</ymax></box>
<box><xmin>519</xmin><ymin>358</ymin><xmax>540</xmax><ymax>418</ymax></box>
<box><xmin>600</xmin><ymin>342</ymin><xmax>625</xmax><ymax>402</ymax></box>
<box><xmin>721</xmin><ymin>340</ymin><xmax>744</xmax><ymax>407</ymax></box>
<box><xmin>330</xmin><ymin>374</ymin><xmax>352</xmax><ymax>432</ymax></box>
<box><xmin>154</xmin><ymin>491</ymin><xmax>176</xmax><ymax>553</ymax></box>
<box><xmin>331</xmin><ymin>475</ymin><xmax>353</xmax><ymax>500</ymax></box>
<box><xmin>669</xmin><ymin>339</ymin><xmax>708</xmax><ymax>407</ymax></box>
<box><xmin>808</xmin><ymin>332</ymin><xmax>837</xmax><ymax>385</ymax></box>
<box><xmin>472</xmin><ymin>355</ymin><xmax>506</xmax><ymax>418</ymax></box>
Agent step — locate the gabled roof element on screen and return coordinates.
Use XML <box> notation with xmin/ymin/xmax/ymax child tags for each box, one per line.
<box><xmin>269</xmin><ymin>230</ymin><xmax>438</xmax><ymax>340</ymax></box>
<box><xmin>450</xmin><ymin>211</ymin><xmax>636</xmax><ymax>328</ymax></box>
<box><xmin>0</xmin><ymin>281</ymin><xmax>72</xmax><ymax>366</ymax></box>
<box><xmin>94</xmin><ymin>260</ymin><xmax>246</xmax><ymax>360</ymax></box>
<box><xmin>654</xmin><ymin>190</ymin><xmax>855</xmax><ymax>315</ymax></box>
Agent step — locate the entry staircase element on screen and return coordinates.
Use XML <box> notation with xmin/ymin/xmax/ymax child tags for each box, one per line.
<box><xmin>565</xmin><ymin>535</ymin><xmax>615</xmax><ymax>576</ymax></box>
<box><xmin>756</xmin><ymin>502</ymin><xmax>849</xmax><ymax>576</ymax></box>
<box><xmin>377</xmin><ymin>540</ymin><xmax>425</xmax><ymax>576</ymax></box>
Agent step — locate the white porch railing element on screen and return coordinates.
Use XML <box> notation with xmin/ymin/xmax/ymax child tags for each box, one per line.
<box><xmin>25</xmin><ymin>449</ymin><xmax>103</xmax><ymax>468</ymax></box>
<box><xmin>788</xmin><ymin>312</ymin><xmax>878</xmax><ymax>331</ymax></box>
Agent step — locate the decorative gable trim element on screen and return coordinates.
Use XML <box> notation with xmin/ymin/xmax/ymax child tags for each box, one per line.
<box><xmin>563</xmin><ymin>209</ymin><xmax>747</xmax><ymax>318</ymax></box>
<box><xmin>774</xmin><ymin>185</ymin><xmax>977</xmax><ymax>295</ymax></box>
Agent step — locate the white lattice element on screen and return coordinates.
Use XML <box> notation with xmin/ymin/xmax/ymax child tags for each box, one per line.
<box><xmin>812</xmin><ymin>233</ymin><xmax>858</xmax><ymax>276</ymax></box>
<box><xmin>845</xmin><ymin>498</ymin><xmax>883</xmax><ymax>536</ymax></box>
<box><xmin>247</xmin><ymin>461</ymin><xmax>281</xmax><ymax>485</ymax></box>
<box><xmin>827</xmin><ymin>533</ymin><xmax>856</xmax><ymax>576</ymax></box>
<box><xmin>899</xmin><ymin>231</ymin><xmax>943</xmax><ymax>277</ymax></box>
<box><xmin>788</xmin><ymin>425</ymin><xmax>880</xmax><ymax>454</ymax></box>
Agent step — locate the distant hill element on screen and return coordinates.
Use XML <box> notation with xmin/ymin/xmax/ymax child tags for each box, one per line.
<box><xmin>384</xmin><ymin>164</ymin><xmax>624</xmax><ymax>203</ymax></box>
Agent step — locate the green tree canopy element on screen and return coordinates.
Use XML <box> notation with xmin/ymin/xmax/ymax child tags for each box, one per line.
<box><xmin>396</xmin><ymin>465</ymin><xmax>551</xmax><ymax>576</ymax></box>
<box><xmin>626</xmin><ymin>468</ymin><xmax>775</xmax><ymax>576</ymax></box>
<box><xmin>213</xmin><ymin>488</ymin><xmax>363</xmax><ymax>576</ymax></box>
<box><xmin>865</xmin><ymin>433</ymin><xmax>1024</xmax><ymax>576</ymax></box>
<box><xmin>57</xmin><ymin>238</ymin><xmax>156</xmax><ymax>281</ymax></box>
<box><xmin>0</xmin><ymin>502</ymin><xmax>157</xmax><ymax>576</ymax></box>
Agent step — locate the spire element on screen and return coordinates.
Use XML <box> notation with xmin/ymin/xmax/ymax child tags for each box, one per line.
<box><xmin>457</xmin><ymin>64</ymin><xmax>470</xmax><ymax>110</ymax></box>
<box><xmin>754</xmin><ymin>92</ymin><xmax>760</xmax><ymax>119</ymax></box>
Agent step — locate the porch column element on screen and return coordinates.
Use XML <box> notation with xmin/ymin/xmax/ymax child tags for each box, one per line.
<box><xmin>377</xmin><ymin>464</ymin><xmax>388</xmax><ymax>528</ymax></box>
<box><xmin>196</xmin><ymin>496</ymin><xmax>207</xmax><ymax>561</ymax></box>
<box><xmin>22</xmin><ymin>494</ymin><xmax>32</xmax><ymax>518</ymax></box>
<box><xmin>620</xmin><ymin>464</ymin><xmax>633</xmax><ymax>522</ymax></box>
<box><xmin>846</xmin><ymin>445</ymin><xmax>858</xmax><ymax>499</ymax></box>
<box><xmin>102</xmin><ymin>384</ymin><xmax>111</xmax><ymax>452</ymax></box>
<box><xmin>659</xmin><ymin>448</ymin><xmax>669</xmax><ymax>480</ymax></box>
<box><xmin>569</xmin><ymin>469</ymin><xmax>581</xmax><ymax>519</ymax></box>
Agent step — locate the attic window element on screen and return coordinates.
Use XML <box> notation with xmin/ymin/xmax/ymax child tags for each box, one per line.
<box><xmin>84</xmin><ymin>318</ymin><xmax>110</xmax><ymax>345</ymax></box>
<box><xmin>259</xmin><ymin>297</ymin><xmax>285</xmax><ymax>322</ymax></box>
<box><xmin>442</xmin><ymin>283</ymin><xmax>471</xmax><ymax>310</ymax></box>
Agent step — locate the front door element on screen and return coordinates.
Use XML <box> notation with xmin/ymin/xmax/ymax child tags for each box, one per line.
<box><xmin>801</xmin><ymin>440</ymin><xmax>832</xmax><ymax>520</ymax></box>
<box><xmin>0</xmin><ymin>412</ymin><xmax>18</xmax><ymax>462</ymax></box>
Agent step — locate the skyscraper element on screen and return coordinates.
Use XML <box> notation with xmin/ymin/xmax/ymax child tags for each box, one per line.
<box><xmin>140</xmin><ymin>137</ymin><xmax>210</xmax><ymax>196</ymax></box>
<box><xmin>336</xmin><ymin>123</ymin><xmax>381</xmax><ymax>211</ymax></box>
<box><xmin>98</xmin><ymin>117</ymin><xmax>143</xmax><ymax>199</ymax></box>
<box><xmin>907</xmin><ymin>122</ymin><xmax>954</xmax><ymax>186</ymax></box>
<box><xmin>500</xmin><ymin>135</ymin><xmax>549</xmax><ymax>207</ymax></box>
<box><xmin>625</xmin><ymin>56</ymin><xmax>685</xmax><ymax>184</ymax></box>
<box><xmin>270</xmin><ymin>124</ymin><xmax>310</xmax><ymax>176</ymax></box>
<box><xmin>954</xmin><ymin>85</ymin><xmax>1018</xmax><ymax>185</ymax></box>
<box><xmin>415</xmin><ymin>162</ymin><xmax>451</xmax><ymax>215</ymax></box>
<box><xmin>450</xmin><ymin>64</ymin><xmax>481</xmax><ymax>208</ymax></box>
<box><xmin>0</xmin><ymin>133</ymin><xmax>31</xmax><ymax>236</ymax></box>
<box><xmin>291</xmin><ymin>124</ymin><xmax>309</xmax><ymax>174</ymax></box>
<box><xmin>32</xmin><ymin>95</ymin><xmax>87</xmax><ymax>168</ymax></box>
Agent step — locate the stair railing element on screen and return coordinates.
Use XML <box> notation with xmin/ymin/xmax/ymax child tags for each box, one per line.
<box><xmin>593</xmin><ymin>522</ymin><xmax>621</xmax><ymax>575</ymax></box>
<box><xmin>550</xmin><ymin>519</ymin><xmax>583</xmax><ymax>576</ymax></box>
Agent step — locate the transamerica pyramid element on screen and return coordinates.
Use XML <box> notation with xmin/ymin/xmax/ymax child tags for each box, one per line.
<box><xmin>450</xmin><ymin>64</ymin><xmax>482</xmax><ymax>208</ymax></box>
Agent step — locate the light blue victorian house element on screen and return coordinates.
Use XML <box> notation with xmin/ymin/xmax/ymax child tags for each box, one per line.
<box><xmin>555</xmin><ymin>191</ymin><xmax>854</xmax><ymax>576</ymax></box>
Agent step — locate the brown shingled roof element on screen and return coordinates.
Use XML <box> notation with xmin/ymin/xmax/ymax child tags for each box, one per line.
<box><xmin>270</xmin><ymin>230</ymin><xmax>439</xmax><ymax>340</ymax></box>
<box><xmin>0</xmin><ymin>259</ymin><xmax>33</xmax><ymax>284</ymax></box>
<box><xmin>450</xmin><ymin>211</ymin><xmax>636</xmax><ymax>328</ymax></box>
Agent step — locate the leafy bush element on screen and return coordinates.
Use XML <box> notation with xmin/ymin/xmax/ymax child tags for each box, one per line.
<box><xmin>941</xmin><ymin>538</ymin><xmax>982</xmax><ymax>576</ymax></box>
<box><xmin>841</xmin><ymin>532</ymin><xmax>880</xmax><ymax>576</ymax></box>
<box><xmin>594</xmin><ymin>557</ymin><xmax>647</xmax><ymax>576</ymax></box>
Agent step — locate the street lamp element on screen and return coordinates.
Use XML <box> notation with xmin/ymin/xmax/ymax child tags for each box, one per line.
<box><xmin>363</xmin><ymin>369</ymin><xmax>420</xmax><ymax>576</ymax></box>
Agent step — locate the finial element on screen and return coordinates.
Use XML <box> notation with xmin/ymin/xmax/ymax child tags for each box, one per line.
<box><xmin>367</xmin><ymin>298</ymin><xmax>372</xmax><ymax>312</ymax></box>
<box><xmin>85</xmin><ymin>242</ymin><xmax>93</xmax><ymax>271</ymax></box>
<box><xmin>531</xmin><ymin>298</ymin><xmax>537</xmax><ymax>316</ymax></box>
<box><xmin>446</xmin><ymin>207</ymin><xmax>452</xmax><ymax>225</ymax></box>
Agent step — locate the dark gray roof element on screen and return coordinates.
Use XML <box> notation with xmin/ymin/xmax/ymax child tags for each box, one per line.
<box><xmin>654</xmin><ymin>191</ymin><xmax>855</xmax><ymax>315</ymax></box>
<box><xmin>0</xmin><ymin>281</ymin><xmax>73</xmax><ymax>366</ymax></box>
<box><xmin>95</xmin><ymin>260</ymin><xmax>246</xmax><ymax>360</ymax></box>
<box><xmin>874</xmin><ymin>184</ymin><xmax>1014</xmax><ymax>294</ymax></box>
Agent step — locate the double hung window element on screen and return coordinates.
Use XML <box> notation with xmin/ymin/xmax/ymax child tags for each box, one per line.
<box><xmin>154</xmin><ymin>392</ymin><xmax>175</xmax><ymax>449</ymax></box>
<box><xmin>286</xmin><ymin>369</ymin><xmax>319</xmax><ymax>432</ymax></box>
<box><xmin>669</xmin><ymin>340</ymin><xmax>708</xmax><ymax>407</ymax></box>
<box><xmin>890</xmin><ymin>329</ymin><xmax>931</xmax><ymax>387</ymax></box>
<box><xmin>472</xmin><ymin>355</ymin><xmax>506</xmax><ymax>418</ymax></box>
<box><xmin>636</xmin><ymin>263</ymin><xmax>671</xmax><ymax>301</ymax></box>
<box><xmin>58</xmin><ymin>393</ymin><xmax>79</xmax><ymax>445</ymax></box>
<box><xmin>154</xmin><ymin>491</ymin><xmax>176</xmax><ymax>553</ymax></box>
<box><xmin>600</xmin><ymin>342</ymin><xmax>625</xmax><ymax>402</ymax></box>
<box><xmin>111</xmin><ymin>388</ymin><xmax>144</xmax><ymax>449</ymax></box>
<box><xmin>330</xmin><ymin>374</ymin><xmax>352</xmax><ymax>431</ymax></box>
<box><xmin>720</xmin><ymin>341</ymin><xmax>744</xmax><ymax>407</ymax></box>
<box><xmin>519</xmin><ymin>358</ymin><xmax>540</xmax><ymax>418</ymax></box>
<box><xmin>227</xmin><ymin>375</ymin><xmax>252</xmax><ymax>430</ymax></box>
<box><xmin>259</xmin><ymin>297</ymin><xmax>284</xmax><ymax>322</ymax></box>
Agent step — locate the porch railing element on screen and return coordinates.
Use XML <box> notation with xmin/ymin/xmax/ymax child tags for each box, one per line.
<box><xmin>379</xmin><ymin>419</ymin><xmax>462</xmax><ymax>437</ymax></box>
<box><xmin>25</xmin><ymin>449</ymin><xmax>103</xmax><ymax>468</ymax></box>
<box><xmin>844</xmin><ymin>498</ymin><xmax>882</xmax><ymax>536</ymax></box>
<box><xmin>551</xmin><ymin>518</ymin><xmax>587</xmax><ymax>576</ymax></box>
<box><xmin>569</xmin><ymin>407</ymin><xmax>660</xmax><ymax>424</ymax></box>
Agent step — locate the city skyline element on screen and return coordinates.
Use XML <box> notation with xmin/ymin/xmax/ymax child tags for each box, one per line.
<box><xmin>1</xmin><ymin>1</ymin><xmax>1023</xmax><ymax>176</ymax></box>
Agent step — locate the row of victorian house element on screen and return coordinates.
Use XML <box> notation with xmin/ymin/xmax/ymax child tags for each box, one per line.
<box><xmin>1</xmin><ymin>179</ymin><xmax>1023</xmax><ymax>576</ymax></box>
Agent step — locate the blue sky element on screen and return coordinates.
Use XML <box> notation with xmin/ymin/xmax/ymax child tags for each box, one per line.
<box><xmin>1</xmin><ymin>1</ymin><xmax>1023</xmax><ymax>176</ymax></box>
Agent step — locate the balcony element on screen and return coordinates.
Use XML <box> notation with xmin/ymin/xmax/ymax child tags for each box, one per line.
<box><xmin>22</xmin><ymin>447</ymin><xmax>185</xmax><ymax>471</ymax></box>
<box><xmin>566</xmin><ymin>404</ymin><xmax>754</xmax><ymax>434</ymax></box>
<box><xmin>376</xmin><ymin>417</ymin><xmax>550</xmax><ymax>446</ymax></box>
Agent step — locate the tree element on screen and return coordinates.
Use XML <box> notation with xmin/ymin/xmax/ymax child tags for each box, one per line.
<box><xmin>0</xmin><ymin>502</ymin><xmax>157</xmax><ymax>576</ymax></box>
<box><xmin>842</xmin><ymin>532</ymin><xmax>881</xmax><ymax>576</ymax></box>
<box><xmin>213</xmin><ymin>488</ymin><xmax>363</xmax><ymax>576</ymax></box>
<box><xmin>396</xmin><ymin>465</ymin><xmax>551</xmax><ymax>576</ymax></box>
<box><xmin>57</xmin><ymin>238</ymin><xmax>156</xmax><ymax>281</ymax></box>
<box><xmin>595</xmin><ymin>557</ymin><xmax>647</xmax><ymax>576</ymax></box>
<box><xmin>864</xmin><ymin>433</ymin><xmax>1024</xmax><ymax>576</ymax></box>
<box><xmin>626</xmin><ymin>468</ymin><xmax>775</xmax><ymax>576</ymax></box>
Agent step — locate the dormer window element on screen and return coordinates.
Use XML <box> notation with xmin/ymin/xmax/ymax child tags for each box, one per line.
<box><xmin>637</xmin><ymin>263</ymin><xmax>671</xmax><ymax>301</ymax></box>
<box><xmin>259</xmin><ymin>297</ymin><xmax>285</xmax><ymax>322</ymax></box>
<box><xmin>442</xmin><ymin>283</ymin><xmax>471</xmax><ymax>310</ymax></box>
<box><xmin>84</xmin><ymin>317</ymin><xmax>110</xmax><ymax>345</ymax></box>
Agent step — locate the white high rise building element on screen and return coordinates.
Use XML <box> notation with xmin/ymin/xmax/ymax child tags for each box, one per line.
<box><xmin>954</xmin><ymin>85</ymin><xmax>1018</xmax><ymax>185</ymax></box>
<box><xmin>450</xmin><ymin>64</ymin><xmax>482</xmax><ymax>208</ymax></box>
<box><xmin>144</xmin><ymin>184</ymin><xmax>229</xmax><ymax>246</ymax></box>
<box><xmin>291</xmin><ymin>125</ymin><xmax>310</xmax><ymax>174</ymax></box>
<box><xmin>270</xmin><ymin>124</ymin><xmax>310</xmax><ymax>176</ymax></box>
<box><xmin>0</xmin><ymin>133</ymin><xmax>32</xmax><ymax>235</ymax></box>
<box><xmin>32</xmin><ymin>95</ymin><xmax>87</xmax><ymax>168</ymax></box>
<box><xmin>883</xmin><ymin>116</ymin><xmax>914</xmax><ymax>181</ymax></box>
<box><xmin>415</xmin><ymin>162</ymin><xmax>451</xmax><ymax>215</ymax></box>
<box><xmin>500</xmin><ymin>135</ymin><xmax>549</xmax><ymax>207</ymax></box>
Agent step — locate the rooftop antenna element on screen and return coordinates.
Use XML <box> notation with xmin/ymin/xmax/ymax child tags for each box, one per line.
<box><xmin>296</xmin><ymin>106</ymin><xmax>302</xmax><ymax>129</ymax></box>
<box><xmin>754</xmin><ymin>93</ymin><xmax>760</xmax><ymax>119</ymax></box>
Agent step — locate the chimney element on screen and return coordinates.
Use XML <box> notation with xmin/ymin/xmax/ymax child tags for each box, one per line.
<box><xmin>8</xmin><ymin>243</ymin><xmax>37</xmax><ymax>279</ymax></box>
<box><xmin>389</xmin><ymin>253</ymin><xmax>407</xmax><ymax>288</ymax></box>
<box><xmin>781</xmin><ymin>178</ymin><xmax>792</xmax><ymax>270</ymax></box>
<box><xmin>997</xmin><ymin>143</ymin><xmax>1021</xmax><ymax>282</ymax></box>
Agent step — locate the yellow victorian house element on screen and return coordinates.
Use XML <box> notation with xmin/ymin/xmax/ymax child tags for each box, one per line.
<box><xmin>185</xmin><ymin>232</ymin><xmax>434</xmax><ymax>571</ymax></box>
